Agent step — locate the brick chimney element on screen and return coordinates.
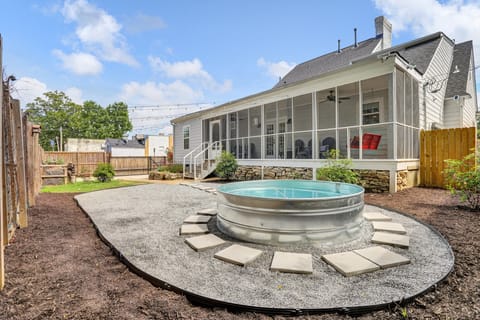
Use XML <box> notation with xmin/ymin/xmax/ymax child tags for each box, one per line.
<box><xmin>375</xmin><ymin>16</ymin><xmax>392</xmax><ymax>50</ymax></box>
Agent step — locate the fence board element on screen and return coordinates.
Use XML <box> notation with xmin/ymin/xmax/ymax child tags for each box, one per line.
<box><xmin>420</xmin><ymin>127</ymin><xmax>476</xmax><ymax>188</ymax></box>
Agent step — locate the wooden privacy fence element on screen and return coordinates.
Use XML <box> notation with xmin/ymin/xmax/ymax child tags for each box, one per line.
<box><xmin>1</xmin><ymin>39</ymin><xmax>43</xmax><ymax>289</ymax></box>
<box><xmin>420</xmin><ymin>127</ymin><xmax>476</xmax><ymax>188</ymax></box>
<box><xmin>42</xmin><ymin>152</ymin><xmax>167</xmax><ymax>177</ymax></box>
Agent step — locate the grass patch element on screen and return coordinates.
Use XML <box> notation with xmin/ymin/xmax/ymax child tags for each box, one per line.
<box><xmin>41</xmin><ymin>179</ymin><xmax>146</xmax><ymax>193</ymax></box>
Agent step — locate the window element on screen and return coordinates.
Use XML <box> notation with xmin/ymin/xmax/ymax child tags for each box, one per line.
<box><xmin>362</xmin><ymin>102</ymin><xmax>380</xmax><ymax>124</ymax></box>
<box><xmin>183</xmin><ymin>126</ymin><xmax>190</xmax><ymax>149</ymax></box>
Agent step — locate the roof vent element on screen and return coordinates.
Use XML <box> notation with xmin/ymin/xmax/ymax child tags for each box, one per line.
<box><xmin>337</xmin><ymin>39</ymin><xmax>341</xmax><ymax>53</ymax></box>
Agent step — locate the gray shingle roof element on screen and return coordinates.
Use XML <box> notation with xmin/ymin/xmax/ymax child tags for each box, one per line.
<box><xmin>445</xmin><ymin>41</ymin><xmax>473</xmax><ymax>98</ymax></box>
<box><xmin>105</xmin><ymin>138</ymin><xmax>145</xmax><ymax>149</ymax></box>
<box><xmin>393</xmin><ymin>36</ymin><xmax>442</xmax><ymax>74</ymax></box>
<box><xmin>274</xmin><ymin>37</ymin><xmax>382</xmax><ymax>88</ymax></box>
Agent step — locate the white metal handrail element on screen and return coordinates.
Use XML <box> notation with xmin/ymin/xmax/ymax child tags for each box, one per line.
<box><xmin>183</xmin><ymin>142</ymin><xmax>207</xmax><ymax>179</ymax></box>
<box><xmin>193</xmin><ymin>141</ymin><xmax>222</xmax><ymax>180</ymax></box>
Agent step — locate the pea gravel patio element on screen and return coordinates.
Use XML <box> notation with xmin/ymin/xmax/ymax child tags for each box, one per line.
<box><xmin>74</xmin><ymin>183</ymin><xmax>454</xmax><ymax>313</ymax></box>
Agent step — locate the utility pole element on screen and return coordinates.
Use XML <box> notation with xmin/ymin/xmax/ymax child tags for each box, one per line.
<box><xmin>59</xmin><ymin>126</ymin><xmax>63</xmax><ymax>152</ymax></box>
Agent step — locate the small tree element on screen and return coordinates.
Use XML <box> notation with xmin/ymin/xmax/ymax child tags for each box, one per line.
<box><xmin>316</xmin><ymin>149</ymin><xmax>359</xmax><ymax>184</ymax></box>
<box><xmin>444</xmin><ymin>151</ymin><xmax>480</xmax><ymax>210</ymax></box>
<box><xmin>216</xmin><ymin>151</ymin><xmax>238</xmax><ymax>180</ymax></box>
<box><xmin>93</xmin><ymin>163</ymin><xmax>115</xmax><ymax>182</ymax></box>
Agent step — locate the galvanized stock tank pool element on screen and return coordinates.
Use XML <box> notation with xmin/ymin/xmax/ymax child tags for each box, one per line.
<box><xmin>216</xmin><ymin>180</ymin><xmax>365</xmax><ymax>245</ymax></box>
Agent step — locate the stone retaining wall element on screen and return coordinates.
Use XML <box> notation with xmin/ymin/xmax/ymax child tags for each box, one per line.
<box><xmin>356</xmin><ymin>170</ymin><xmax>390</xmax><ymax>193</ymax></box>
<box><xmin>234</xmin><ymin>166</ymin><xmax>313</xmax><ymax>181</ymax></box>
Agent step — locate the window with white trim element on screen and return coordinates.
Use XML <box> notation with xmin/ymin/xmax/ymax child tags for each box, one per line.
<box><xmin>183</xmin><ymin>126</ymin><xmax>190</xmax><ymax>149</ymax></box>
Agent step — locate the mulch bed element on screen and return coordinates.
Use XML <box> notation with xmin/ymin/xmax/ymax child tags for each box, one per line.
<box><xmin>0</xmin><ymin>188</ymin><xmax>479</xmax><ymax>319</ymax></box>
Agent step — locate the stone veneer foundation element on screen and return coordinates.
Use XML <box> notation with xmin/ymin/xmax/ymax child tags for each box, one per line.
<box><xmin>232</xmin><ymin>166</ymin><xmax>413</xmax><ymax>193</ymax></box>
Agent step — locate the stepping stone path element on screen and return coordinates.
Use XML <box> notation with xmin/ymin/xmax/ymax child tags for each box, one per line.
<box><xmin>214</xmin><ymin>244</ymin><xmax>263</xmax><ymax>266</ymax></box>
<box><xmin>197</xmin><ymin>208</ymin><xmax>217</xmax><ymax>216</ymax></box>
<box><xmin>372</xmin><ymin>232</ymin><xmax>410</xmax><ymax>248</ymax></box>
<box><xmin>270</xmin><ymin>252</ymin><xmax>313</xmax><ymax>274</ymax></box>
<box><xmin>185</xmin><ymin>234</ymin><xmax>226</xmax><ymax>251</ymax></box>
<box><xmin>179</xmin><ymin>224</ymin><xmax>209</xmax><ymax>235</ymax></box>
<box><xmin>372</xmin><ymin>221</ymin><xmax>407</xmax><ymax>234</ymax></box>
<box><xmin>363</xmin><ymin>211</ymin><xmax>392</xmax><ymax>221</ymax></box>
<box><xmin>354</xmin><ymin>246</ymin><xmax>410</xmax><ymax>269</ymax></box>
<box><xmin>182</xmin><ymin>183</ymin><xmax>218</xmax><ymax>195</ymax></box>
<box><xmin>176</xmin><ymin>203</ymin><xmax>414</xmax><ymax>276</ymax></box>
<box><xmin>183</xmin><ymin>215</ymin><xmax>212</xmax><ymax>224</ymax></box>
<box><xmin>322</xmin><ymin>251</ymin><xmax>380</xmax><ymax>277</ymax></box>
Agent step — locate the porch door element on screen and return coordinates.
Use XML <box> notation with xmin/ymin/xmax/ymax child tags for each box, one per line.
<box><xmin>209</xmin><ymin>120</ymin><xmax>221</xmax><ymax>158</ymax></box>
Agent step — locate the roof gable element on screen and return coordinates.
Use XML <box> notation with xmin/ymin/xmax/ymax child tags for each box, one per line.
<box><xmin>274</xmin><ymin>37</ymin><xmax>382</xmax><ymax>89</ymax></box>
<box><xmin>445</xmin><ymin>41</ymin><xmax>473</xmax><ymax>98</ymax></box>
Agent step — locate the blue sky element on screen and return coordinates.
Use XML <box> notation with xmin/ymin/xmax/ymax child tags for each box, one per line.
<box><xmin>1</xmin><ymin>0</ymin><xmax>480</xmax><ymax>135</ymax></box>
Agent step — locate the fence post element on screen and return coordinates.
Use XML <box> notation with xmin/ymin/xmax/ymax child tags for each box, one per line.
<box><xmin>12</xmin><ymin>100</ymin><xmax>28</xmax><ymax>228</ymax></box>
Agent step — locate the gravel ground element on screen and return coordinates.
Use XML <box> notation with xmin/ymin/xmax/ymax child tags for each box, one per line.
<box><xmin>75</xmin><ymin>184</ymin><xmax>453</xmax><ymax>313</ymax></box>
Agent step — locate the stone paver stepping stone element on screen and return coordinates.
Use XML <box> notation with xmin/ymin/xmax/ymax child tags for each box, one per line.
<box><xmin>372</xmin><ymin>232</ymin><xmax>410</xmax><ymax>248</ymax></box>
<box><xmin>185</xmin><ymin>234</ymin><xmax>226</xmax><ymax>251</ymax></box>
<box><xmin>214</xmin><ymin>244</ymin><xmax>263</xmax><ymax>266</ymax></box>
<box><xmin>270</xmin><ymin>252</ymin><xmax>313</xmax><ymax>274</ymax></box>
<box><xmin>179</xmin><ymin>224</ymin><xmax>209</xmax><ymax>235</ymax></box>
<box><xmin>322</xmin><ymin>251</ymin><xmax>380</xmax><ymax>277</ymax></box>
<box><xmin>183</xmin><ymin>215</ymin><xmax>212</xmax><ymax>224</ymax></box>
<box><xmin>363</xmin><ymin>211</ymin><xmax>392</xmax><ymax>221</ymax></box>
<box><xmin>354</xmin><ymin>246</ymin><xmax>410</xmax><ymax>269</ymax></box>
<box><xmin>372</xmin><ymin>221</ymin><xmax>407</xmax><ymax>234</ymax></box>
<box><xmin>197</xmin><ymin>208</ymin><xmax>217</xmax><ymax>216</ymax></box>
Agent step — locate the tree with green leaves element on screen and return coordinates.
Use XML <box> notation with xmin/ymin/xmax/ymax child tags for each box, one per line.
<box><xmin>25</xmin><ymin>91</ymin><xmax>132</xmax><ymax>150</ymax></box>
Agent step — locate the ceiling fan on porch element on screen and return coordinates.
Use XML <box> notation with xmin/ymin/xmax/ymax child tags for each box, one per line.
<box><xmin>320</xmin><ymin>90</ymin><xmax>351</xmax><ymax>103</ymax></box>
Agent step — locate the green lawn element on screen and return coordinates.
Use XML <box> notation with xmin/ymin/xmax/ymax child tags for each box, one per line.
<box><xmin>41</xmin><ymin>179</ymin><xmax>146</xmax><ymax>193</ymax></box>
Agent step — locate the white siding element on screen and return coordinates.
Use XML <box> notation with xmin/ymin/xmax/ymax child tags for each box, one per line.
<box><xmin>462</xmin><ymin>52</ymin><xmax>478</xmax><ymax>127</ymax></box>
<box><xmin>420</xmin><ymin>37</ymin><xmax>454</xmax><ymax>129</ymax></box>
<box><xmin>173</xmin><ymin>118</ymin><xmax>202</xmax><ymax>163</ymax></box>
<box><xmin>146</xmin><ymin>136</ymin><xmax>169</xmax><ymax>156</ymax></box>
<box><xmin>443</xmin><ymin>100</ymin><xmax>461</xmax><ymax>128</ymax></box>
<box><xmin>111</xmin><ymin>148</ymin><xmax>145</xmax><ymax>157</ymax></box>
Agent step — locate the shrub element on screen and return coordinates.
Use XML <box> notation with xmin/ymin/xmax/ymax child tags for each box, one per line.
<box><xmin>316</xmin><ymin>149</ymin><xmax>359</xmax><ymax>184</ymax></box>
<box><xmin>93</xmin><ymin>163</ymin><xmax>115</xmax><ymax>182</ymax></box>
<box><xmin>215</xmin><ymin>151</ymin><xmax>238</xmax><ymax>180</ymax></box>
<box><xmin>444</xmin><ymin>151</ymin><xmax>480</xmax><ymax>210</ymax></box>
<box><xmin>157</xmin><ymin>164</ymin><xmax>183</xmax><ymax>173</ymax></box>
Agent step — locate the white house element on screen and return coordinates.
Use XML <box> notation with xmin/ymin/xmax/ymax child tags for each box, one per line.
<box><xmin>104</xmin><ymin>136</ymin><xmax>145</xmax><ymax>157</ymax></box>
<box><xmin>145</xmin><ymin>134</ymin><xmax>170</xmax><ymax>157</ymax></box>
<box><xmin>171</xmin><ymin>16</ymin><xmax>477</xmax><ymax>192</ymax></box>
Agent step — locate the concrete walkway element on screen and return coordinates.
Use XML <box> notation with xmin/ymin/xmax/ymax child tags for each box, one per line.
<box><xmin>75</xmin><ymin>184</ymin><xmax>454</xmax><ymax>312</ymax></box>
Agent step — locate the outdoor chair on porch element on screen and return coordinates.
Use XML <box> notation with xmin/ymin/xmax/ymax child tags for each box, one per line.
<box><xmin>350</xmin><ymin>133</ymin><xmax>382</xmax><ymax>150</ymax></box>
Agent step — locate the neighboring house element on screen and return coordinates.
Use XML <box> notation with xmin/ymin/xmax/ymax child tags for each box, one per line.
<box><xmin>104</xmin><ymin>135</ymin><xmax>145</xmax><ymax>157</ymax></box>
<box><xmin>145</xmin><ymin>134</ymin><xmax>170</xmax><ymax>157</ymax></box>
<box><xmin>171</xmin><ymin>16</ymin><xmax>478</xmax><ymax>192</ymax></box>
<box><xmin>65</xmin><ymin>138</ymin><xmax>105</xmax><ymax>152</ymax></box>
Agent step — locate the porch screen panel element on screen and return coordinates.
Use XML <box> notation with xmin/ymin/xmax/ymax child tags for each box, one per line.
<box><xmin>249</xmin><ymin>137</ymin><xmax>261</xmax><ymax>159</ymax></box>
<box><xmin>317</xmin><ymin>130</ymin><xmax>336</xmax><ymax>159</ymax></box>
<box><xmin>361</xmin><ymin>74</ymin><xmax>392</xmax><ymax>123</ymax></box>
<box><xmin>405</xmin><ymin>74</ymin><xmax>413</xmax><ymax>126</ymax></box>
<box><xmin>264</xmin><ymin>102</ymin><xmax>277</xmax><ymax>134</ymax></box>
<box><xmin>238</xmin><ymin>138</ymin><xmax>248</xmax><ymax>159</ymax></box>
<box><xmin>338</xmin><ymin>82</ymin><xmax>359</xmax><ymax>127</ymax></box>
<box><xmin>229</xmin><ymin>113</ymin><xmax>237</xmax><ymax>139</ymax></box>
<box><xmin>229</xmin><ymin>139</ymin><xmax>237</xmax><ymax>157</ymax></box>
<box><xmin>249</xmin><ymin>106</ymin><xmax>262</xmax><ymax>137</ymax></box>
<box><xmin>397</xmin><ymin>124</ymin><xmax>405</xmax><ymax>159</ymax></box>
<box><xmin>238</xmin><ymin>109</ymin><xmax>248</xmax><ymax>138</ymax></box>
<box><xmin>294</xmin><ymin>132</ymin><xmax>312</xmax><ymax>159</ymax></box>
<box><xmin>277</xmin><ymin>98</ymin><xmax>292</xmax><ymax>133</ymax></box>
<box><xmin>278</xmin><ymin>133</ymin><xmax>293</xmax><ymax>159</ymax></box>
<box><xmin>221</xmin><ymin>115</ymin><xmax>227</xmax><ymax>140</ymax></box>
<box><xmin>412</xmin><ymin>80</ymin><xmax>420</xmax><ymax>128</ymax></box>
<box><xmin>412</xmin><ymin>128</ymin><xmax>419</xmax><ymax>158</ymax></box>
<box><xmin>361</xmin><ymin>124</ymin><xmax>393</xmax><ymax>159</ymax></box>
<box><xmin>316</xmin><ymin>88</ymin><xmax>335</xmax><ymax>129</ymax></box>
<box><xmin>338</xmin><ymin>128</ymin><xmax>359</xmax><ymax>159</ymax></box>
<box><xmin>396</xmin><ymin>69</ymin><xmax>405</xmax><ymax>124</ymax></box>
<box><xmin>293</xmin><ymin>94</ymin><xmax>312</xmax><ymax>132</ymax></box>
<box><xmin>202</xmin><ymin>120</ymin><xmax>209</xmax><ymax>143</ymax></box>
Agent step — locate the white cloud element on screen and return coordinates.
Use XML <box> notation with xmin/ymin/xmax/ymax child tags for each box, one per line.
<box><xmin>374</xmin><ymin>0</ymin><xmax>480</xmax><ymax>66</ymax></box>
<box><xmin>61</xmin><ymin>0</ymin><xmax>138</xmax><ymax>66</ymax></box>
<box><xmin>123</xmin><ymin>13</ymin><xmax>166</xmax><ymax>34</ymax></box>
<box><xmin>148</xmin><ymin>56</ymin><xmax>232</xmax><ymax>93</ymax></box>
<box><xmin>65</xmin><ymin>87</ymin><xmax>84</xmax><ymax>104</ymax></box>
<box><xmin>10</xmin><ymin>77</ymin><xmax>48</xmax><ymax>105</ymax></box>
<box><xmin>120</xmin><ymin>80</ymin><xmax>204</xmax><ymax>106</ymax></box>
<box><xmin>257</xmin><ymin>57</ymin><xmax>296</xmax><ymax>79</ymax></box>
<box><xmin>53</xmin><ymin>49</ymin><xmax>103</xmax><ymax>75</ymax></box>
